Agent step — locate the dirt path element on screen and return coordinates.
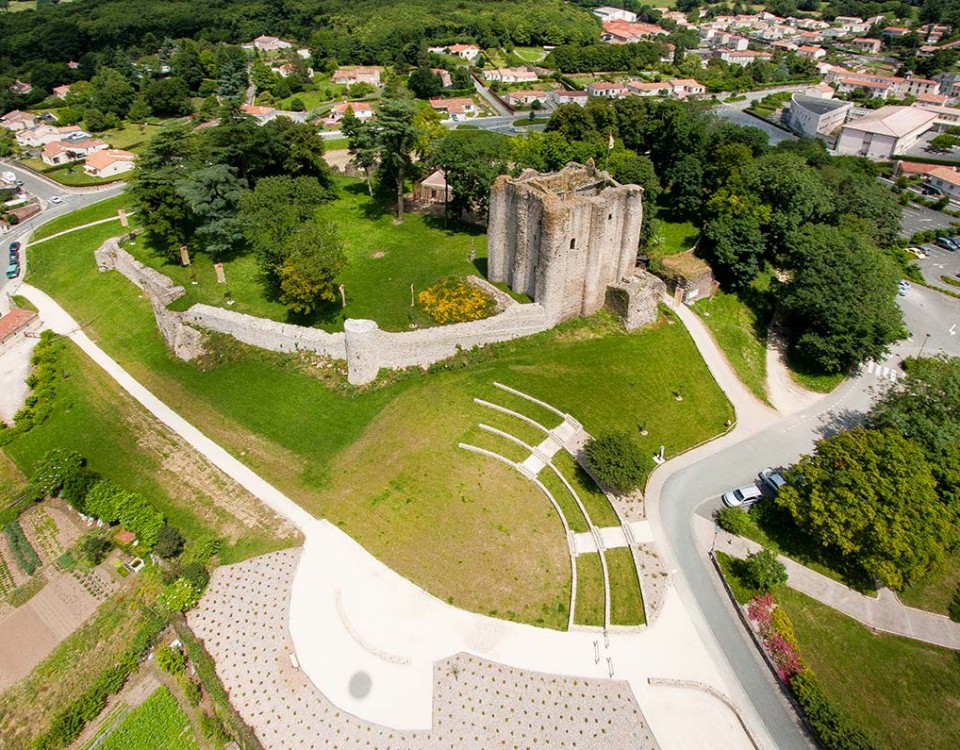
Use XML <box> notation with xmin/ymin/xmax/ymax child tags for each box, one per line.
<box><xmin>764</xmin><ymin>325</ymin><xmax>824</xmax><ymax>416</ymax></box>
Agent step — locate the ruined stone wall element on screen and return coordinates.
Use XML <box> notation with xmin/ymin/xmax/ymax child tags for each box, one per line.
<box><xmin>94</xmin><ymin>233</ymin><xmax>184</xmax><ymax>307</ymax></box>
<box><xmin>488</xmin><ymin>162</ymin><xmax>642</xmax><ymax>324</ymax></box>
<box><xmin>183</xmin><ymin>305</ymin><xmax>347</xmax><ymax>360</ymax></box>
<box><xmin>94</xmin><ymin>235</ymin><xmax>205</xmax><ymax>360</ymax></box>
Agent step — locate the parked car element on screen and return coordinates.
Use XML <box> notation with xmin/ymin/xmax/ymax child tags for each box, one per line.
<box><xmin>722</xmin><ymin>483</ymin><xmax>763</xmax><ymax>508</ymax></box>
<box><xmin>6</xmin><ymin>258</ymin><xmax>19</xmax><ymax>279</ymax></box>
<box><xmin>898</xmin><ymin>280</ymin><xmax>911</xmax><ymax>296</ymax></box>
<box><xmin>758</xmin><ymin>468</ymin><xmax>786</xmax><ymax>495</ymax></box>
<box><xmin>8</xmin><ymin>241</ymin><xmax>19</xmax><ymax>263</ymax></box>
<box><xmin>934</xmin><ymin>236</ymin><xmax>959</xmax><ymax>252</ymax></box>
<box><xmin>906</xmin><ymin>246</ymin><xmax>927</xmax><ymax>259</ymax></box>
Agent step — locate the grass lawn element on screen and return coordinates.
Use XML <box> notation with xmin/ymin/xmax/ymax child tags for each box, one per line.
<box><xmin>650</xmin><ymin>216</ymin><xmax>699</xmax><ymax>259</ymax></box>
<box><xmin>324</xmin><ymin>137</ymin><xmax>349</xmax><ymax>150</ymax></box>
<box><xmin>606</xmin><ymin>547</ymin><xmax>644</xmax><ymax>625</ymax></box>
<box><xmin>899</xmin><ymin>550</ymin><xmax>960</xmax><ymax>616</ymax></box>
<box><xmin>553</xmin><ymin>451</ymin><xmax>620</xmax><ymax>528</ymax></box>
<box><xmin>19</xmin><ymin>159</ymin><xmax>125</xmax><ymax>187</ymax></box>
<box><xmin>132</xmin><ymin>177</ymin><xmax>488</xmax><ymax>332</ymax></box>
<box><xmin>715</xmin><ymin>550</ymin><xmax>759</xmax><ymax>605</ymax></box>
<box><xmin>788</xmin><ymin>363</ymin><xmax>846</xmax><ymax>394</ymax></box>
<box><xmin>692</xmin><ymin>291</ymin><xmax>769</xmax><ymax>404</ymax></box>
<box><xmin>276</xmin><ymin>89</ymin><xmax>339</xmax><ymax>110</ymax></box>
<box><xmin>575</xmin><ymin>552</ymin><xmax>605</xmax><ymax>627</ymax></box>
<box><xmin>96</xmin><ymin>686</ymin><xmax>198</xmax><ymax>750</ymax></box>
<box><xmin>1</xmin><ymin>336</ymin><xmax>298</xmax><ymax>564</ymax></box>
<box><xmin>538</xmin><ymin>465</ymin><xmax>590</xmax><ymax>533</ymax></box>
<box><xmin>513</xmin><ymin>47</ymin><xmax>547</xmax><ymax>62</ymax></box>
<box><xmin>32</xmin><ymin>193</ymin><xmax>131</xmax><ymax>241</ymax></box>
<box><xmin>99</xmin><ymin>122</ymin><xmax>165</xmax><ymax>151</ymax></box>
<box><xmin>24</xmin><ymin>202</ymin><xmax>732</xmax><ymax>628</ymax></box>
<box><xmin>779</xmin><ymin>586</ymin><xmax>960</xmax><ymax>750</ymax></box>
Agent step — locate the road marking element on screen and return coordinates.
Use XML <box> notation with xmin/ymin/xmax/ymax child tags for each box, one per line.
<box><xmin>950</xmin><ymin>324</ymin><xmax>956</xmax><ymax>336</ymax></box>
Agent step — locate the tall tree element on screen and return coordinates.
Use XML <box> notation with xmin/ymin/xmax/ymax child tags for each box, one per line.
<box><xmin>376</xmin><ymin>89</ymin><xmax>419</xmax><ymax>223</ymax></box>
<box><xmin>277</xmin><ymin>221</ymin><xmax>347</xmax><ymax>315</ymax></box>
<box><xmin>432</xmin><ymin>129</ymin><xmax>511</xmax><ymax>219</ymax></box>
<box><xmin>90</xmin><ymin>66</ymin><xmax>135</xmax><ymax>117</ymax></box>
<box><xmin>176</xmin><ymin>164</ymin><xmax>247</xmax><ymax>260</ymax></box>
<box><xmin>779</xmin><ymin>224</ymin><xmax>902</xmax><ymax>373</ymax></box>
<box><xmin>776</xmin><ymin>427</ymin><xmax>954</xmax><ymax>590</ymax></box>
<box><xmin>342</xmin><ymin>109</ymin><xmax>378</xmax><ymax>196</ymax></box>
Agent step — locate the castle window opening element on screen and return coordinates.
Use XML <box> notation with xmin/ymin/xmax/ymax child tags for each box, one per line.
<box><xmin>569</xmin><ymin>238</ymin><xmax>576</xmax><ymax>249</ymax></box>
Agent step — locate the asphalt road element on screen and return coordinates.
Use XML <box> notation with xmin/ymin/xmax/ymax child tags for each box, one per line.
<box><xmin>659</xmin><ymin>285</ymin><xmax>960</xmax><ymax>750</ymax></box>
<box><xmin>915</xmin><ymin>241</ymin><xmax>960</xmax><ymax>290</ymax></box>
<box><xmin>899</xmin><ymin>203</ymin><xmax>959</xmax><ymax>238</ymax></box>
<box><xmin>0</xmin><ymin>162</ymin><xmax>124</xmax><ymax>297</ymax></box>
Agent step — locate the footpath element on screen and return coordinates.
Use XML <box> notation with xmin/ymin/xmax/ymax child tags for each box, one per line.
<box><xmin>703</xmin><ymin>517</ymin><xmax>960</xmax><ymax>651</ymax></box>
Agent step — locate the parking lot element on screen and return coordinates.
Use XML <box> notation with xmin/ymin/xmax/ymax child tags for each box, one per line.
<box><xmin>913</xmin><ymin>239</ymin><xmax>960</xmax><ymax>290</ymax></box>
<box><xmin>899</xmin><ymin>203</ymin><xmax>959</xmax><ymax>239</ymax></box>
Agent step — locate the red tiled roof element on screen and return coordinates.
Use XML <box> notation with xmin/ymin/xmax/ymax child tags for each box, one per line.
<box><xmin>0</xmin><ymin>309</ymin><xmax>37</xmax><ymax>342</ymax></box>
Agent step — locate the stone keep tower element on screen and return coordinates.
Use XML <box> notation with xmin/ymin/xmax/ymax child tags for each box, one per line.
<box><xmin>487</xmin><ymin>162</ymin><xmax>643</xmax><ymax>324</ymax></box>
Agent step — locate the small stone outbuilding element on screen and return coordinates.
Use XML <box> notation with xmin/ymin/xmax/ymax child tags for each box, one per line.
<box><xmin>658</xmin><ymin>252</ymin><xmax>717</xmax><ymax>304</ymax></box>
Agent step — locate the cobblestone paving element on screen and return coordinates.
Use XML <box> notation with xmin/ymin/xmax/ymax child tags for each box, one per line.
<box><xmin>189</xmin><ymin>550</ymin><xmax>661</xmax><ymax>750</ymax></box>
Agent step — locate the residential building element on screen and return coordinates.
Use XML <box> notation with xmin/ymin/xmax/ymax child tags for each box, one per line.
<box><xmin>601</xmin><ymin>21</ymin><xmax>668</xmax><ymax>44</ymax></box>
<box><xmin>332</xmin><ymin>66</ymin><xmax>383</xmax><ymax>87</ymax></box>
<box><xmin>882</xmin><ymin>26</ymin><xmax>911</xmax><ymax>38</ymax></box>
<box><xmin>797</xmin><ymin>45</ymin><xmax>827</xmax><ymax>60</ymax></box>
<box><xmin>323</xmin><ymin>102</ymin><xmax>374</xmax><ymax>127</ymax></box>
<box><xmin>240</xmin><ymin>104</ymin><xmax>278</xmax><ymax>124</ymax></box>
<box><xmin>484</xmin><ymin>67</ymin><xmax>539</xmax><ymax>84</ymax></box>
<box><xmin>251</xmin><ymin>35</ymin><xmax>292</xmax><ymax>52</ymax></box>
<box><xmin>0</xmin><ymin>110</ymin><xmax>36</xmax><ymax>132</ymax></box>
<box><xmin>927</xmin><ymin>166</ymin><xmax>960</xmax><ymax>200</ymax></box>
<box><xmin>670</xmin><ymin>79</ymin><xmax>706</xmax><ymax>98</ymax></box>
<box><xmin>52</xmin><ymin>84</ymin><xmax>71</xmax><ymax>100</ymax></box>
<box><xmin>16</xmin><ymin>124</ymin><xmax>85</xmax><ymax>148</ymax></box>
<box><xmin>716</xmin><ymin>49</ymin><xmax>773</xmax><ymax>66</ymax></box>
<box><xmin>805</xmin><ymin>83</ymin><xmax>836</xmax><ymax>98</ymax></box>
<box><xmin>503</xmin><ymin>90</ymin><xmax>547</xmax><ymax>107</ymax></box>
<box><xmin>40</xmin><ymin>138</ymin><xmax>107</xmax><ymax>166</ymax></box>
<box><xmin>847</xmin><ymin>37</ymin><xmax>882</xmax><ymax>54</ymax></box>
<box><xmin>911</xmin><ymin>102</ymin><xmax>960</xmax><ymax>127</ymax></box>
<box><xmin>586</xmin><ymin>81</ymin><xmax>629</xmax><ymax>99</ymax></box>
<box><xmin>431</xmin><ymin>69</ymin><xmax>453</xmax><ymax>89</ymax></box>
<box><xmin>593</xmin><ymin>6</ymin><xmax>637</xmax><ymax>23</ymax></box>
<box><xmin>834</xmin><ymin>16</ymin><xmax>870</xmax><ymax>34</ymax></box>
<box><xmin>273</xmin><ymin>62</ymin><xmax>314</xmax><ymax>79</ymax></box>
<box><xmin>84</xmin><ymin>149</ymin><xmax>136</xmax><ymax>178</ymax></box>
<box><xmin>934</xmin><ymin>72</ymin><xmax>960</xmax><ymax>98</ymax></box>
<box><xmin>835</xmin><ymin>105</ymin><xmax>938</xmax><ymax>159</ymax></box>
<box><xmin>901</xmin><ymin>75</ymin><xmax>940</xmax><ymax>98</ymax></box>
<box><xmin>413</xmin><ymin>169</ymin><xmax>448</xmax><ymax>204</ymax></box>
<box><xmin>428</xmin><ymin>44</ymin><xmax>481</xmax><ymax>62</ymax></box>
<box><xmin>626</xmin><ymin>81</ymin><xmax>673</xmax><ymax>97</ymax></box>
<box><xmin>428</xmin><ymin>97</ymin><xmax>479</xmax><ymax>118</ymax></box>
<box><xmin>549</xmin><ymin>89</ymin><xmax>588</xmax><ymax>107</ymax></box>
<box><xmin>10</xmin><ymin>80</ymin><xmax>32</xmax><ymax>95</ymax></box>
<box><xmin>836</xmin><ymin>77</ymin><xmax>892</xmax><ymax>99</ymax></box>
<box><xmin>785</xmin><ymin>94</ymin><xmax>852</xmax><ymax>138</ymax></box>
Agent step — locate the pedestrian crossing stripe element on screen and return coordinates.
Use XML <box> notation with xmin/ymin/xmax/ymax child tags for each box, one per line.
<box><xmin>864</xmin><ymin>361</ymin><xmax>903</xmax><ymax>382</ymax></box>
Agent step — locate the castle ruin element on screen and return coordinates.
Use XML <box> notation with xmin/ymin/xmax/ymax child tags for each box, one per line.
<box><xmin>487</xmin><ymin>162</ymin><xmax>643</xmax><ymax>324</ymax></box>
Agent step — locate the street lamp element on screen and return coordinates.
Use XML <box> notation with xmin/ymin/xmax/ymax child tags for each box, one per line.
<box><xmin>918</xmin><ymin>332</ymin><xmax>931</xmax><ymax>359</ymax></box>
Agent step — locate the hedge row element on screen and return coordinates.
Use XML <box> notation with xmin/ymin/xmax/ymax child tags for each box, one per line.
<box><xmin>31</xmin><ymin>610</ymin><xmax>165</xmax><ymax>750</ymax></box>
<box><xmin>0</xmin><ymin>331</ymin><xmax>61</xmax><ymax>445</ymax></box>
<box><xmin>4</xmin><ymin>519</ymin><xmax>41</xmax><ymax>575</ymax></box>
<box><xmin>790</xmin><ymin>671</ymin><xmax>876</xmax><ymax>750</ymax></box>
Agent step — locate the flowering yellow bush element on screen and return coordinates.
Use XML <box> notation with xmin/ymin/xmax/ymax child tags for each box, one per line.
<box><xmin>417</xmin><ymin>277</ymin><xmax>495</xmax><ymax>325</ymax></box>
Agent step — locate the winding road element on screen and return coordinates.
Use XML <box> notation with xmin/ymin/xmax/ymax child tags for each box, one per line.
<box><xmin>650</xmin><ymin>283</ymin><xmax>960</xmax><ymax>749</ymax></box>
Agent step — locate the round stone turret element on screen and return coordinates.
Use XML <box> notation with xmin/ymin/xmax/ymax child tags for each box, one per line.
<box><xmin>344</xmin><ymin>318</ymin><xmax>380</xmax><ymax>385</ymax></box>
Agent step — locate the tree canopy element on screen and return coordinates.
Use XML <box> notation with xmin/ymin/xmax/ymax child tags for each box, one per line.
<box><xmin>776</xmin><ymin>427</ymin><xmax>955</xmax><ymax>590</ymax></box>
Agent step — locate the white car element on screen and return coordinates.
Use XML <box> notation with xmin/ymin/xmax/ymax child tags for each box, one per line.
<box><xmin>722</xmin><ymin>484</ymin><xmax>763</xmax><ymax>508</ymax></box>
<box><xmin>906</xmin><ymin>247</ymin><xmax>927</xmax><ymax>259</ymax></box>
<box><xmin>898</xmin><ymin>280</ymin><xmax>911</xmax><ymax>296</ymax></box>
<box><xmin>49</xmin><ymin>196</ymin><xmax>63</xmax><ymax>205</ymax></box>
<box><xmin>758</xmin><ymin>467</ymin><xmax>786</xmax><ymax>495</ymax></box>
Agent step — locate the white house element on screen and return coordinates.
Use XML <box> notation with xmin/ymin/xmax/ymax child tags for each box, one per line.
<box><xmin>252</xmin><ymin>35</ymin><xmax>293</xmax><ymax>52</ymax></box>
<box><xmin>549</xmin><ymin>89</ymin><xmax>588</xmax><ymax>107</ymax></box>
<box><xmin>240</xmin><ymin>104</ymin><xmax>278</xmax><ymax>125</ymax></box>
<box><xmin>428</xmin><ymin>44</ymin><xmax>481</xmax><ymax>63</ymax></box>
<box><xmin>323</xmin><ymin>102</ymin><xmax>374</xmax><ymax>127</ymax></box>
<box><xmin>587</xmin><ymin>81</ymin><xmax>629</xmax><ymax>99</ymax></box>
<box><xmin>84</xmin><ymin>149</ymin><xmax>136</xmax><ymax>178</ymax></box>
<box><xmin>593</xmin><ymin>6</ymin><xmax>637</xmax><ymax>23</ymax></box>
<box><xmin>927</xmin><ymin>166</ymin><xmax>960</xmax><ymax>200</ymax></box>
<box><xmin>503</xmin><ymin>90</ymin><xmax>547</xmax><ymax>107</ymax></box>
<box><xmin>427</xmin><ymin>97</ymin><xmax>478</xmax><ymax>118</ymax></box>
<box><xmin>485</xmin><ymin>67</ymin><xmax>539</xmax><ymax>84</ymax></box>
<box><xmin>40</xmin><ymin>138</ymin><xmax>107</xmax><ymax>166</ymax></box>
<box><xmin>0</xmin><ymin>110</ymin><xmax>36</xmax><ymax>132</ymax></box>
<box><xmin>835</xmin><ymin>106</ymin><xmax>938</xmax><ymax>159</ymax></box>
<box><xmin>332</xmin><ymin>67</ymin><xmax>383</xmax><ymax>87</ymax></box>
